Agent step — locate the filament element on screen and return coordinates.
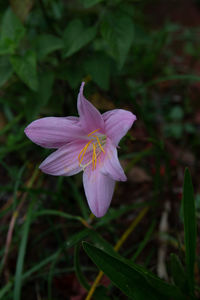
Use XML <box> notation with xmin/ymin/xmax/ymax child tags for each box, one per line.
<box><xmin>93</xmin><ymin>136</ymin><xmax>105</xmax><ymax>153</ymax></box>
<box><xmin>92</xmin><ymin>143</ymin><xmax>97</xmax><ymax>170</ymax></box>
<box><xmin>88</xmin><ymin>128</ymin><xmax>100</xmax><ymax>136</ymax></box>
<box><xmin>78</xmin><ymin>141</ymin><xmax>91</xmax><ymax>164</ymax></box>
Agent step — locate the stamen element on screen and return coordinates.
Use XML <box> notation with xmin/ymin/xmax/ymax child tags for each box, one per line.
<box><xmin>78</xmin><ymin>129</ymin><xmax>106</xmax><ymax>171</ymax></box>
<box><xmin>93</xmin><ymin>136</ymin><xmax>105</xmax><ymax>153</ymax></box>
<box><xmin>92</xmin><ymin>147</ymin><xmax>94</xmax><ymax>170</ymax></box>
<box><xmin>92</xmin><ymin>143</ymin><xmax>97</xmax><ymax>170</ymax></box>
<box><xmin>88</xmin><ymin>128</ymin><xmax>100</xmax><ymax>136</ymax></box>
<box><xmin>78</xmin><ymin>141</ymin><xmax>91</xmax><ymax>164</ymax></box>
<box><xmin>94</xmin><ymin>144</ymin><xmax>97</xmax><ymax>169</ymax></box>
<box><xmin>78</xmin><ymin>146</ymin><xmax>86</xmax><ymax>164</ymax></box>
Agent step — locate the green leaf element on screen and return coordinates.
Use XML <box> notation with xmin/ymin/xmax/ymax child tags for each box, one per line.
<box><xmin>93</xmin><ymin>286</ymin><xmax>110</xmax><ymax>300</ymax></box>
<box><xmin>62</xmin><ymin>19</ymin><xmax>97</xmax><ymax>58</ymax></box>
<box><xmin>132</xmin><ymin>263</ymin><xmax>186</xmax><ymax>300</ymax></box>
<box><xmin>10</xmin><ymin>50</ymin><xmax>38</xmax><ymax>91</ymax></box>
<box><xmin>33</xmin><ymin>209</ymin><xmax>84</xmax><ymax>223</ymax></box>
<box><xmin>13</xmin><ymin>201</ymin><xmax>33</xmax><ymax>300</ymax></box>
<box><xmin>36</xmin><ymin>71</ymin><xmax>54</xmax><ymax>105</ymax></box>
<box><xmin>88</xmin><ymin>230</ymin><xmax>119</xmax><ymax>259</ymax></box>
<box><xmin>83</xmin><ymin>242</ymin><xmax>162</xmax><ymax>299</ymax></box>
<box><xmin>84</xmin><ymin>53</ymin><xmax>112</xmax><ymax>90</ymax></box>
<box><xmin>169</xmin><ymin>106</ymin><xmax>184</xmax><ymax>121</ymax></box>
<box><xmin>0</xmin><ymin>282</ymin><xmax>12</xmax><ymax>300</ymax></box>
<box><xmin>10</xmin><ymin>0</ymin><xmax>33</xmax><ymax>22</ymax></box>
<box><xmin>165</xmin><ymin>123</ymin><xmax>183</xmax><ymax>139</ymax></box>
<box><xmin>0</xmin><ymin>229</ymin><xmax>91</xmax><ymax>299</ymax></box>
<box><xmin>182</xmin><ymin>168</ymin><xmax>197</xmax><ymax>294</ymax></box>
<box><xmin>35</xmin><ymin>34</ymin><xmax>64</xmax><ymax>60</ymax></box>
<box><xmin>0</xmin><ymin>8</ymin><xmax>25</xmax><ymax>55</ymax></box>
<box><xmin>21</xmin><ymin>70</ymin><xmax>54</xmax><ymax>119</ymax></box>
<box><xmin>184</xmin><ymin>123</ymin><xmax>195</xmax><ymax>134</ymax></box>
<box><xmin>47</xmin><ymin>247</ymin><xmax>63</xmax><ymax>300</ymax></box>
<box><xmin>170</xmin><ymin>253</ymin><xmax>188</xmax><ymax>292</ymax></box>
<box><xmin>81</xmin><ymin>0</ymin><xmax>105</xmax><ymax>8</ymax></box>
<box><xmin>100</xmin><ymin>12</ymin><xmax>134</xmax><ymax>68</ymax></box>
<box><xmin>135</xmin><ymin>74</ymin><xmax>200</xmax><ymax>94</ymax></box>
<box><xmin>58</xmin><ymin>61</ymin><xmax>85</xmax><ymax>88</ymax></box>
<box><xmin>0</xmin><ymin>56</ymin><xmax>13</xmax><ymax>87</ymax></box>
<box><xmin>83</xmin><ymin>242</ymin><xmax>186</xmax><ymax>300</ymax></box>
<box><xmin>74</xmin><ymin>243</ymin><xmax>90</xmax><ymax>290</ymax></box>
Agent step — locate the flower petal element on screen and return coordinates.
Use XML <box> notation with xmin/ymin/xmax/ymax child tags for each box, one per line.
<box><xmin>24</xmin><ymin>117</ymin><xmax>84</xmax><ymax>148</ymax></box>
<box><xmin>103</xmin><ymin>109</ymin><xmax>136</xmax><ymax>146</ymax></box>
<box><xmin>101</xmin><ymin>139</ymin><xmax>127</xmax><ymax>181</ymax></box>
<box><xmin>39</xmin><ymin>141</ymin><xmax>86</xmax><ymax>176</ymax></box>
<box><xmin>83</xmin><ymin>168</ymin><xmax>115</xmax><ymax>217</ymax></box>
<box><xmin>77</xmin><ymin>82</ymin><xmax>105</xmax><ymax>133</ymax></box>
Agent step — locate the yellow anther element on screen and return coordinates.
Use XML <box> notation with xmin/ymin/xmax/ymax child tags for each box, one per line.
<box><xmin>93</xmin><ymin>136</ymin><xmax>105</xmax><ymax>153</ymax></box>
<box><xmin>92</xmin><ymin>151</ymin><xmax>94</xmax><ymax>170</ymax></box>
<box><xmin>88</xmin><ymin>128</ymin><xmax>100</xmax><ymax>137</ymax></box>
<box><xmin>92</xmin><ymin>143</ymin><xmax>97</xmax><ymax>170</ymax></box>
<box><xmin>94</xmin><ymin>144</ymin><xmax>97</xmax><ymax>169</ymax></box>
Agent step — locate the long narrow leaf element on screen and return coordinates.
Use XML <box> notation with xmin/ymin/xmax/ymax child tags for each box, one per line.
<box><xmin>83</xmin><ymin>242</ymin><xmax>162</xmax><ymax>300</ymax></box>
<box><xmin>182</xmin><ymin>168</ymin><xmax>197</xmax><ymax>294</ymax></box>
<box><xmin>83</xmin><ymin>242</ymin><xmax>186</xmax><ymax>300</ymax></box>
<box><xmin>170</xmin><ymin>253</ymin><xmax>187</xmax><ymax>292</ymax></box>
<box><xmin>74</xmin><ymin>243</ymin><xmax>90</xmax><ymax>290</ymax></box>
<box><xmin>13</xmin><ymin>201</ymin><xmax>33</xmax><ymax>300</ymax></box>
<box><xmin>131</xmin><ymin>220</ymin><xmax>155</xmax><ymax>261</ymax></box>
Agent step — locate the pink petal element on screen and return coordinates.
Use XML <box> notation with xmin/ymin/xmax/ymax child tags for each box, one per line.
<box><xmin>103</xmin><ymin>109</ymin><xmax>136</xmax><ymax>146</ymax></box>
<box><xmin>101</xmin><ymin>139</ymin><xmax>127</xmax><ymax>181</ymax></box>
<box><xmin>24</xmin><ymin>117</ymin><xmax>85</xmax><ymax>148</ymax></box>
<box><xmin>39</xmin><ymin>141</ymin><xmax>87</xmax><ymax>176</ymax></box>
<box><xmin>77</xmin><ymin>82</ymin><xmax>105</xmax><ymax>133</ymax></box>
<box><xmin>83</xmin><ymin>168</ymin><xmax>115</xmax><ymax>217</ymax></box>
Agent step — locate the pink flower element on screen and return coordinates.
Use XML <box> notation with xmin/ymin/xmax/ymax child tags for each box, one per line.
<box><xmin>25</xmin><ymin>82</ymin><xmax>136</xmax><ymax>217</ymax></box>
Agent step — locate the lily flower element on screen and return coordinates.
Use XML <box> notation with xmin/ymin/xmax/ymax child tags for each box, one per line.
<box><xmin>25</xmin><ymin>82</ymin><xmax>136</xmax><ymax>217</ymax></box>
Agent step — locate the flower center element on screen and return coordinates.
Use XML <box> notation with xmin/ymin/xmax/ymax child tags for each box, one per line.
<box><xmin>78</xmin><ymin>129</ymin><xmax>106</xmax><ymax>171</ymax></box>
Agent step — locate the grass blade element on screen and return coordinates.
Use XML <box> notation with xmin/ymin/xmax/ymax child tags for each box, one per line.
<box><xmin>13</xmin><ymin>201</ymin><xmax>33</xmax><ymax>300</ymax></box>
<box><xmin>170</xmin><ymin>253</ymin><xmax>187</xmax><ymax>292</ymax></box>
<box><xmin>0</xmin><ymin>229</ymin><xmax>91</xmax><ymax>299</ymax></box>
<box><xmin>74</xmin><ymin>243</ymin><xmax>90</xmax><ymax>291</ymax></box>
<box><xmin>182</xmin><ymin>168</ymin><xmax>197</xmax><ymax>295</ymax></box>
<box><xmin>131</xmin><ymin>220</ymin><xmax>155</xmax><ymax>261</ymax></box>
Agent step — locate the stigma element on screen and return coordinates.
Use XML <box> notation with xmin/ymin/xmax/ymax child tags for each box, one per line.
<box><xmin>78</xmin><ymin>129</ymin><xmax>106</xmax><ymax>171</ymax></box>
